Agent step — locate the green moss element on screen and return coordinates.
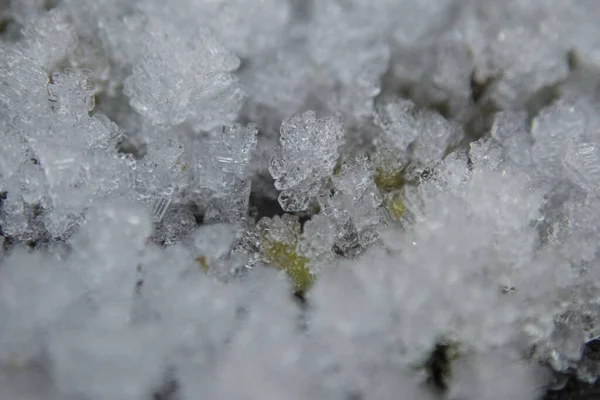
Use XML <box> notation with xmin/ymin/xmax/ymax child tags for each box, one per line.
<box><xmin>374</xmin><ymin>167</ymin><xmax>405</xmax><ymax>192</ymax></box>
<box><xmin>261</xmin><ymin>237</ymin><xmax>314</xmax><ymax>293</ymax></box>
<box><xmin>195</xmin><ymin>256</ymin><xmax>209</xmax><ymax>273</ymax></box>
<box><xmin>386</xmin><ymin>195</ymin><xmax>406</xmax><ymax>220</ymax></box>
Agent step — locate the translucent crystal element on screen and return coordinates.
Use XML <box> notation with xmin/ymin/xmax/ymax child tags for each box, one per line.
<box><xmin>320</xmin><ymin>155</ymin><xmax>386</xmax><ymax>249</ymax></box>
<box><xmin>204</xmin><ymin>179</ymin><xmax>253</xmax><ymax>223</ymax></box>
<box><xmin>139</xmin><ymin>0</ymin><xmax>291</xmax><ymax>59</ymax></box>
<box><xmin>418</xmin><ymin>39</ymin><xmax>474</xmax><ymax>116</ymax></box>
<box><xmin>411</xmin><ymin>110</ymin><xmax>461</xmax><ymax>164</ymax></box>
<box><xmin>563</xmin><ymin>142</ymin><xmax>600</xmax><ymax>193</ymax></box>
<box><xmin>133</xmin><ymin>123</ymin><xmax>257</xmax><ymax>226</ymax></box>
<box><xmin>188</xmin><ymin>223</ymin><xmax>247</xmax><ymax>281</ymax></box>
<box><xmin>37</xmin><ymin>71</ymin><xmax>131</xmax><ymax>236</ymax></box>
<box><xmin>269</xmin><ymin>110</ymin><xmax>345</xmax><ymax>211</ymax></box>
<box><xmin>4</xmin><ymin>1</ymin><xmax>600</xmax><ymax>397</ymax></box>
<box><xmin>460</xmin><ymin>1</ymin><xmax>570</xmax><ymax>108</ymax></box>
<box><xmin>308</xmin><ymin>0</ymin><xmax>391</xmax><ymax>117</ymax></box>
<box><xmin>192</xmin><ymin>224</ymin><xmax>239</xmax><ymax>260</ymax></box>
<box><xmin>189</xmin><ymin>123</ymin><xmax>257</xmax><ymax>222</ymax></box>
<box><xmin>149</xmin><ymin>202</ymin><xmax>197</xmax><ymax>246</ymax></box>
<box><xmin>192</xmin><ymin>0</ymin><xmax>292</xmax><ymax>58</ymax></box>
<box><xmin>21</xmin><ymin>9</ymin><xmax>78</xmax><ymax>71</ymax></box>
<box><xmin>201</xmin><ymin>124</ymin><xmax>258</xmax><ymax>182</ymax></box>
<box><xmin>0</xmin><ymin>46</ymin><xmax>49</xmax><ymax>117</ymax></box>
<box><xmin>0</xmin><ymin>196</ymin><xmax>31</xmax><ymax>240</ymax></box>
<box><xmin>241</xmin><ymin>42</ymin><xmax>313</xmax><ymax>116</ymax></box>
<box><xmin>0</xmin><ymin>119</ymin><xmax>31</xmax><ymax>182</ymax></box>
<box><xmin>0</xmin><ymin>60</ymin><xmax>133</xmax><ymax>238</ymax></box>
<box><xmin>469</xmin><ymin>138</ymin><xmax>506</xmax><ymax>170</ymax></box>
<box><xmin>47</xmin><ymin>69</ymin><xmax>96</xmax><ymax>119</ymax></box>
<box><xmin>391</xmin><ymin>34</ymin><xmax>474</xmax><ymax>119</ymax></box>
<box><xmin>374</xmin><ymin>97</ymin><xmax>461</xmax><ymax>163</ymax></box>
<box><xmin>490</xmin><ymin>110</ymin><xmax>533</xmax><ymax>167</ymax></box>
<box><xmin>131</xmin><ymin>123</ymin><xmax>189</xmax><ymax>217</ymax></box>
<box><xmin>374</xmin><ymin>98</ymin><xmax>422</xmax><ymax>152</ymax></box>
<box><xmin>124</xmin><ymin>17</ymin><xmax>245</xmax><ymax>130</ymax></box>
<box><xmin>151</xmin><ymin>191</ymin><xmax>172</xmax><ymax>223</ymax></box>
<box><xmin>549</xmin><ymin>194</ymin><xmax>600</xmax><ymax>265</ymax></box>
<box><xmin>532</xmin><ymin>100</ymin><xmax>592</xmax><ymax>180</ymax></box>
<box><xmin>298</xmin><ymin>213</ymin><xmax>335</xmax><ymax>263</ymax></box>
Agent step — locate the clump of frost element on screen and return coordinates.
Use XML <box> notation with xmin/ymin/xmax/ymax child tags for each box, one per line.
<box><xmin>188</xmin><ymin>123</ymin><xmax>258</xmax><ymax>223</ymax></box>
<box><xmin>318</xmin><ymin>154</ymin><xmax>387</xmax><ymax>251</ymax></box>
<box><xmin>374</xmin><ymin>97</ymin><xmax>463</xmax><ymax>164</ymax></box>
<box><xmin>124</xmin><ymin>15</ymin><xmax>245</xmax><ymax>130</ymax></box>
<box><xmin>307</xmin><ymin>0</ymin><xmax>393</xmax><ymax>119</ymax></box>
<box><xmin>5</xmin><ymin>1</ymin><xmax>600</xmax><ymax>399</ymax></box>
<box><xmin>269</xmin><ymin>110</ymin><xmax>346</xmax><ymax>211</ymax></box>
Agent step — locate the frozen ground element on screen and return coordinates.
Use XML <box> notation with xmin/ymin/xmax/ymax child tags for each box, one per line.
<box><xmin>2</xmin><ymin>0</ymin><xmax>600</xmax><ymax>399</ymax></box>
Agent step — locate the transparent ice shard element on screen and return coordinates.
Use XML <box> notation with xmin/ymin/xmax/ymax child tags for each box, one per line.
<box><xmin>269</xmin><ymin>110</ymin><xmax>345</xmax><ymax>211</ymax></box>
<box><xmin>564</xmin><ymin>141</ymin><xmax>600</xmax><ymax>193</ymax></box>
<box><xmin>151</xmin><ymin>188</ymin><xmax>173</xmax><ymax>223</ymax></box>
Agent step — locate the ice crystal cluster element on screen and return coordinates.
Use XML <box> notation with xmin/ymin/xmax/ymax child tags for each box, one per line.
<box><xmin>3</xmin><ymin>0</ymin><xmax>600</xmax><ymax>399</ymax></box>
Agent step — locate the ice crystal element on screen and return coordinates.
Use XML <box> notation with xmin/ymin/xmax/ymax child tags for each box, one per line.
<box><xmin>269</xmin><ymin>110</ymin><xmax>345</xmax><ymax>212</ymax></box>
<box><xmin>3</xmin><ymin>1</ymin><xmax>600</xmax><ymax>399</ymax></box>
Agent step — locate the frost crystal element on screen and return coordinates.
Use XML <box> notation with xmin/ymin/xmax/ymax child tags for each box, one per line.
<box><xmin>490</xmin><ymin>110</ymin><xmax>533</xmax><ymax>167</ymax></box>
<box><xmin>5</xmin><ymin>1</ymin><xmax>600</xmax><ymax>398</ymax></box>
<box><xmin>374</xmin><ymin>98</ymin><xmax>422</xmax><ymax>152</ymax></box>
<box><xmin>374</xmin><ymin>97</ymin><xmax>461</xmax><ymax>163</ymax></box>
<box><xmin>298</xmin><ymin>213</ymin><xmax>335</xmax><ymax>265</ymax></box>
<box><xmin>319</xmin><ymin>155</ymin><xmax>386</xmax><ymax>252</ymax></box>
<box><xmin>138</xmin><ymin>0</ymin><xmax>291</xmax><ymax>59</ymax></box>
<box><xmin>308</xmin><ymin>0</ymin><xmax>391</xmax><ymax>118</ymax></box>
<box><xmin>269</xmin><ymin>111</ymin><xmax>345</xmax><ymax>211</ymax></box>
<box><xmin>531</xmin><ymin>98</ymin><xmax>600</xmax><ymax>190</ymax></box>
<box><xmin>21</xmin><ymin>9</ymin><xmax>78</xmax><ymax>71</ymax></box>
<box><xmin>124</xmin><ymin>17</ymin><xmax>245</xmax><ymax>130</ymax></box>
<box><xmin>190</xmin><ymin>123</ymin><xmax>257</xmax><ymax>222</ymax></box>
<box><xmin>455</xmin><ymin>1</ymin><xmax>571</xmax><ymax>108</ymax></box>
<box><xmin>241</xmin><ymin>42</ymin><xmax>313</xmax><ymax>116</ymax></box>
<box><xmin>564</xmin><ymin>142</ymin><xmax>600</xmax><ymax>193</ymax></box>
<box><xmin>191</xmin><ymin>0</ymin><xmax>292</xmax><ymax>58</ymax></box>
<box><xmin>192</xmin><ymin>224</ymin><xmax>240</xmax><ymax>262</ymax></box>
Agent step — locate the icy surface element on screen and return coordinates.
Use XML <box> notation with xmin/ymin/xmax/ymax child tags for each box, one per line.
<box><xmin>4</xmin><ymin>1</ymin><xmax>600</xmax><ymax>399</ymax></box>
